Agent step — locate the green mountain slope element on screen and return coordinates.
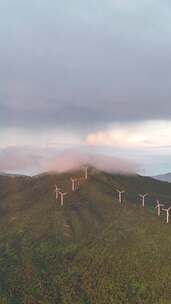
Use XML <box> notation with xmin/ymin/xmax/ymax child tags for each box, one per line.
<box><xmin>0</xmin><ymin>169</ymin><xmax>171</xmax><ymax>303</ymax></box>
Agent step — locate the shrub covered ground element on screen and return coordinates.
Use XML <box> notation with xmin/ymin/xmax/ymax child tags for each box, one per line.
<box><xmin>0</xmin><ymin>169</ymin><xmax>171</xmax><ymax>303</ymax></box>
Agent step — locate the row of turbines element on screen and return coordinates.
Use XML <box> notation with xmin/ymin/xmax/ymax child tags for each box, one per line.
<box><xmin>53</xmin><ymin>167</ymin><xmax>171</xmax><ymax>224</ymax></box>
<box><xmin>117</xmin><ymin>190</ymin><xmax>171</xmax><ymax>224</ymax></box>
<box><xmin>54</xmin><ymin>166</ymin><xmax>88</xmax><ymax>207</ymax></box>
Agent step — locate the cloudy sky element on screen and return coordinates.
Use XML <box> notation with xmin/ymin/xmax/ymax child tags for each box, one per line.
<box><xmin>0</xmin><ymin>0</ymin><xmax>171</xmax><ymax>175</ymax></box>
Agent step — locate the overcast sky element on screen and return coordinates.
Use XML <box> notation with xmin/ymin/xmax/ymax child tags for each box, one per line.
<box><xmin>0</xmin><ymin>0</ymin><xmax>171</xmax><ymax>175</ymax></box>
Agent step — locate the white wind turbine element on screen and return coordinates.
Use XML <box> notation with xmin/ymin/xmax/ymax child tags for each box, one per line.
<box><xmin>59</xmin><ymin>192</ymin><xmax>67</xmax><ymax>206</ymax></box>
<box><xmin>71</xmin><ymin>178</ymin><xmax>76</xmax><ymax>191</ymax></box>
<box><xmin>84</xmin><ymin>166</ymin><xmax>89</xmax><ymax>180</ymax></box>
<box><xmin>117</xmin><ymin>190</ymin><xmax>125</xmax><ymax>203</ymax></box>
<box><xmin>162</xmin><ymin>207</ymin><xmax>171</xmax><ymax>224</ymax></box>
<box><xmin>155</xmin><ymin>200</ymin><xmax>164</xmax><ymax>216</ymax></box>
<box><xmin>54</xmin><ymin>185</ymin><xmax>61</xmax><ymax>200</ymax></box>
<box><xmin>76</xmin><ymin>178</ymin><xmax>80</xmax><ymax>189</ymax></box>
<box><xmin>70</xmin><ymin>178</ymin><xmax>80</xmax><ymax>191</ymax></box>
<box><xmin>139</xmin><ymin>193</ymin><xmax>149</xmax><ymax>207</ymax></box>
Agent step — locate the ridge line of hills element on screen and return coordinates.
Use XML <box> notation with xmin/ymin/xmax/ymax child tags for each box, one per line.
<box><xmin>0</xmin><ymin>167</ymin><xmax>171</xmax><ymax>303</ymax></box>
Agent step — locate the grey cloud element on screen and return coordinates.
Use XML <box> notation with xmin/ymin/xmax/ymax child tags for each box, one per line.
<box><xmin>0</xmin><ymin>0</ymin><xmax>171</xmax><ymax>132</ymax></box>
<box><xmin>0</xmin><ymin>146</ymin><xmax>42</xmax><ymax>173</ymax></box>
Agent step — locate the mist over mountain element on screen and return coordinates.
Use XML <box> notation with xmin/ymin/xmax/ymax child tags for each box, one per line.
<box><xmin>0</xmin><ymin>149</ymin><xmax>138</xmax><ymax>176</ymax></box>
<box><xmin>44</xmin><ymin>150</ymin><xmax>137</xmax><ymax>175</ymax></box>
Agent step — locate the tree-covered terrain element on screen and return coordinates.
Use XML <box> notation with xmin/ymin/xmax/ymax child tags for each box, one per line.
<box><xmin>0</xmin><ymin>168</ymin><xmax>171</xmax><ymax>303</ymax></box>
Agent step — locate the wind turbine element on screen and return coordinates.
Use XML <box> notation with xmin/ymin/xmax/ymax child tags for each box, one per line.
<box><xmin>71</xmin><ymin>178</ymin><xmax>80</xmax><ymax>191</ymax></box>
<box><xmin>71</xmin><ymin>178</ymin><xmax>76</xmax><ymax>191</ymax></box>
<box><xmin>83</xmin><ymin>166</ymin><xmax>89</xmax><ymax>180</ymax></box>
<box><xmin>54</xmin><ymin>185</ymin><xmax>61</xmax><ymax>200</ymax></box>
<box><xmin>155</xmin><ymin>200</ymin><xmax>164</xmax><ymax>216</ymax></box>
<box><xmin>76</xmin><ymin>178</ymin><xmax>80</xmax><ymax>189</ymax></box>
<box><xmin>59</xmin><ymin>192</ymin><xmax>67</xmax><ymax>206</ymax></box>
<box><xmin>139</xmin><ymin>193</ymin><xmax>149</xmax><ymax>207</ymax></box>
<box><xmin>117</xmin><ymin>190</ymin><xmax>125</xmax><ymax>203</ymax></box>
<box><xmin>162</xmin><ymin>207</ymin><xmax>171</xmax><ymax>223</ymax></box>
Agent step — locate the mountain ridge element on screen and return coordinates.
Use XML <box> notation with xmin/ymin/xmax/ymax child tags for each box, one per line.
<box><xmin>154</xmin><ymin>172</ymin><xmax>171</xmax><ymax>183</ymax></box>
<box><xmin>0</xmin><ymin>169</ymin><xmax>171</xmax><ymax>303</ymax></box>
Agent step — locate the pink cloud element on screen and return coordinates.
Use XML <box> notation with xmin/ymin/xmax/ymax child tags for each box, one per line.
<box><xmin>0</xmin><ymin>147</ymin><xmax>137</xmax><ymax>175</ymax></box>
<box><xmin>45</xmin><ymin>149</ymin><xmax>137</xmax><ymax>174</ymax></box>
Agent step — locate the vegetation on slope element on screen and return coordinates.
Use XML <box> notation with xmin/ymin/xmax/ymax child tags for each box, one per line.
<box><xmin>0</xmin><ymin>169</ymin><xmax>171</xmax><ymax>303</ymax></box>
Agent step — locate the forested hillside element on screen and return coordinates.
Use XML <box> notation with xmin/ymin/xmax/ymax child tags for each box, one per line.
<box><xmin>0</xmin><ymin>169</ymin><xmax>171</xmax><ymax>303</ymax></box>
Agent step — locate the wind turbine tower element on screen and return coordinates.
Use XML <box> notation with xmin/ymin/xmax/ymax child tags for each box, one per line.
<box><xmin>59</xmin><ymin>192</ymin><xmax>67</xmax><ymax>206</ymax></box>
<box><xmin>162</xmin><ymin>207</ymin><xmax>171</xmax><ymax>224</ymax></box>
<box><xmin>155</xmin><ymin>200</ymin><xmax>164</xmax><ymax>216</ymax></box>
<box><xmin>84</xmin><ymin>166</ymin><xmax>89</xmax><ymax>180</ymax></box>
<box><xmin>117</xmin><ymin>190</ymin><xmax>125</xmax><ymax>203</ymax></box>
<box><xmin>54</xmin><ymin>185</ymin><xmax>61</xmax><ymax>200</ymax></box>
<box><xmin>139</xmin><ymin>193</ymin><xmax>149</xmax><ymax>207</ymax></box>
<box><xmin>71</xmin><ymin>178</ymin><xmax>76</xmax><ymax>191</ymax></box>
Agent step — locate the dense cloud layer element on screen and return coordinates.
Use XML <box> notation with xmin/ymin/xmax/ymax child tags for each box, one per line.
<box><xmin>46</xmin><ymin>150</ymin><xmax>137</xmax><ymax>174</ymax></box>
<box><xmin>0</xmin><ymin>0</ymin><xmax>171</xmax><ymax>131</ymax></box>
<box><xmin>0</xmin><ymin>147</ymin><xmax>137</xmax><ymax>175</ymax></box>
<box><xmin>0</xmin><ymin>1</ymin><xmax>171</xmax><ymax>175</ymax></box>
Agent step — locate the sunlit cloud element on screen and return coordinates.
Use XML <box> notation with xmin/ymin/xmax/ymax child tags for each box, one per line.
<box><xmin>86</xmin><ymin>121</ymin><xmax>171</xmax><ymax>150</ymax></box>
